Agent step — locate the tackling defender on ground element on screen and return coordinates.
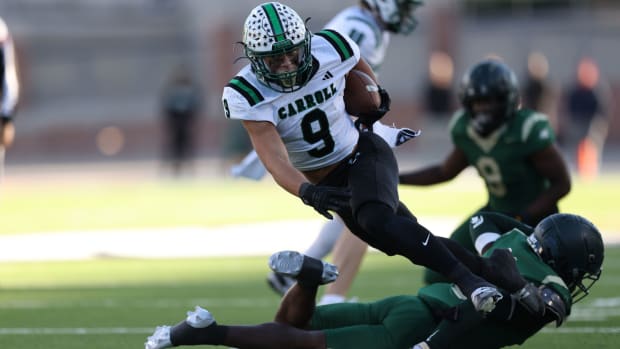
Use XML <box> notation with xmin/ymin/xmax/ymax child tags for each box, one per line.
<box><xmin>145</xmin><ymin>212</ymin><xmax>604</xmax><ymax>349</ymax></box>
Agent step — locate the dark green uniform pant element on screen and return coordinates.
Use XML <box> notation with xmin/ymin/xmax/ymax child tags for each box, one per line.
<box><xmin>310</xmin><ymin>295</ymin><xmax>437</xmax><ymax>349</ymax></box>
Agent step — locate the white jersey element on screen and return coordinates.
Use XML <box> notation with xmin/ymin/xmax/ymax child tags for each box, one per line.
<box><xmin>222</xmin><ymin>30</ymin><xmax>361</xmax><ymax>171</ymax></box>
<box><xmin>324</xmin><ymin>6</ymin><xmax>390</xmax><ymax>72</ymax></box>
<box><xmin>1</xmin><ymin>26</ymin><xmax>19</xmax><ymax>118</ymax></box>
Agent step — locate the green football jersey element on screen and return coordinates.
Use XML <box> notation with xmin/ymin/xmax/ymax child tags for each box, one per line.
<box><xmin>449</xmin><ymin>109</ymin><xmax>556</xmax><ymax>213</ymax></box>
<box><xmin>418</xmin><ymin>230</ymin><xmax>572</xmax><ymax>314</ymax></box>
<box><xmin>415</xmin><ymin>229</ymin><xmax>573</xmax><ymax>348</ymax></box>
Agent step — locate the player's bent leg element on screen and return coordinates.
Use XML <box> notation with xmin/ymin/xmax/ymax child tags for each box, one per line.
<box><xmin>269</xmin><ymin>218</ymin><xmax>345</xmax><ymax>297</ymax></box>
<box><xmin>274</xmin><ymin>283</ymin><xmax>319</xmax><ymax>328</ymax></box>
<box><xmin>319</xmin><ymin>230</ymin><xmax>367</xmax><ymax>305</ymax></box>
<box><xmin>423</xmin><ymin>218</ymin><xmax>474</xmax><ymax>285</ymax></box>
<box><xmin>354</xmin><ymin>202</ymin><xmax>503</xmax><ymax>313</ymax></box>
<box><xmin>270</xmin><ymin>251</ymin><xmax>340</xmax><ymax>327</ymax></box>
<box><xmin>312</xmin><ymin>296</ymin><xmax>435</xmax><ymax>349</ymax></box>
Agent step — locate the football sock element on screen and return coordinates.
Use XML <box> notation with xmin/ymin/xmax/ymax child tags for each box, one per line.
<box><xmin>304</xmin><ymin>216</ymin><xmax>345</xmax><ymax>259</ymax></box>
<box><xmin>170</xmin><ymin>321</ymin><xmax>228</xmax><ymax>346</ymax></box>
<box><xmin>296</xmin><ymin>255</ymin><xmax>327</xmax><ymax>289</ymax></box>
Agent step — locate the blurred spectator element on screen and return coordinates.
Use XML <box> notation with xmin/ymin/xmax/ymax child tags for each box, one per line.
<box><xmin>1</xmin><ymin>16</ymin><xmax>19</xmax><ymax>150</ymax></box>
<box><xmin>221</xmin><ymin>120</ymin><xmax>253</xmax><ymax>165</ymax></box>
<box><xmin>522</xmin><ymin>51</ymin><xmax>559</xmax><ymax>131</ymax></box>
<box><xmin>160</xmin><ymin>65</ymin><xmax>201</xmax><ymax>177</ymax></box>
<box><xmin>562</xmin><ymin>57</ymin><xmax>612</xmax><ymax>180</ymax></box>
<box><xmin>522</xmin><ymin>52</ymin><xmax>553</xmax><ymax>111</ymax></box>
<box><xmin>423</xmin><ymin>50</ymin><xmax>454</xmax><ymax>119</ymax></box>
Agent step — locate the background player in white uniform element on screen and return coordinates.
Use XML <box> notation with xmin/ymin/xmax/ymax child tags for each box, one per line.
<box><xmin>220</xmin><ymin>2</ymin><xmax>505</xmax><ymax>317</ymax></box>
<box><xmin>229</xmin><ymin>0</ymin><xmax>424</xmax><ymax>303</ymax></box>
<box><xmin>0</xmin><ymin>17</ymin><xmax>20</xmax><ymax>177</ymax></box>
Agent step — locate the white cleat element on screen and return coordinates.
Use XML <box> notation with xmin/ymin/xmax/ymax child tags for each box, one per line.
<box><xmin>186</xmin><ymin>306</ymin><xmax>215</xmax><ymax>328</ymax></box>
<box><xmin>268</xmin><ymin>250</ymin><xmax>338</xmax><ymax>285</ymax></box>
<box><xmin>471</xmin><ymin>286</ymin><xmax>503</xmax><ymax>313</ymax></box>
<box><xmin>145</xmin><ymin>326</ymin><xmax>172</xmax><ymax>349</ymax></box>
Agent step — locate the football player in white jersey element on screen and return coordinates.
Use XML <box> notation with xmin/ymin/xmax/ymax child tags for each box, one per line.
<box><xmin>0</xmin><ymin>17</ymin><xmax>19</xmax><ymax>176</ymax></box>
<box><xmin>221</xmin><ymin>1</ymin><xmax>502</xmax><ymax>318</ymax></box>
<box><xmin>0</xmin><ymin>17</ymin><xmax>18</xmax><ymax>143</ymax></box>
<box><xmin>229</xmin><ymin>0</ymin><xmax>424</xmax><ymax>301</ymax></box>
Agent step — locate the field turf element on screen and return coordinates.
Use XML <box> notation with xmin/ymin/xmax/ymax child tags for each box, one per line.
<box><xmin>0</xmin><ymin>171</ymin><xmax>619</xmax><ymax>348</ymax></box>
<box><xmin>0</xmin><ymin>249</ymin><xmax>619</xmax><ymax>348</ymax></box>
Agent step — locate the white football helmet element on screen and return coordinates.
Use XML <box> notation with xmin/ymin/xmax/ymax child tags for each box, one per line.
<box><xmin>242</xmin><ymin>2</ymin><xmax>313</xmax><ymax>92</ymax></box>
<box><xmin>363</xmin><ymin>0</ymin><xmax>423</xmax><ymax>35</ymax></box>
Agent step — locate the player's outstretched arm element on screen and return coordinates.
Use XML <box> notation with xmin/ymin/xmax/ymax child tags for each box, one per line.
<box><xmin>520</xmin><ymin>145</ymin><xmax>571</xmax><ymax>224</ymax></box>
<box><xmin>399</xmin><ymin>147</ymin><xmax>469</xmax><ymax>185</ymax></box>
<box><xmin>242</xmin><ymin>120</ymin><xmax>308</xmax><ymax>196</ymax></box>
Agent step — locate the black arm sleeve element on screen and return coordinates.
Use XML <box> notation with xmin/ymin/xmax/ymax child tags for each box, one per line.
<box><xmin>436</xmin><ymin>236</ymin><xmax>485</xmax><ymax>275</ymax></box>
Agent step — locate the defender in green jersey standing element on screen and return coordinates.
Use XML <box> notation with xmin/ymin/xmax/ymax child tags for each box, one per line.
<box><xmin>399</xmin><ymin>59</ymin><xmax>571</xmax><ymax>284</ymax></box>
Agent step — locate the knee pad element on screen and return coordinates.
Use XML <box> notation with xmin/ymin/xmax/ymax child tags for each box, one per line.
<box><xmin>355</xmin><ymin>203</ymin><xmax>400</xmax><ymax>255</ymax></box>
<box><xmin>356</xmin><ymin>202</ymin><xmax>392</xmax><ymax>234</ymax></box>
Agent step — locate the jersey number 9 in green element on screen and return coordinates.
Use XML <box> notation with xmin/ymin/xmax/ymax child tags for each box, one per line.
<box><xmin>477</xmin><ymin>156</ymin><xmax>506</xmax><ymax>197</ymax></box>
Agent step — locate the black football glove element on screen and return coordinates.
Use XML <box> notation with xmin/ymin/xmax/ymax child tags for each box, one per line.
<box><xmin>299</xmin><ymin>182</ymin><xmax>351</xmax><ymax>220</ymax></box>
<box><xmin>513</xmin><ymin>283</ymin><xmax>546</xmax><ymax>317</ymax></box>
<box><xmin>481</xmin><ymin>249</ymin><xmax>545</xmax><ymax>317</ymax></box>
<box><xmin>357</xmin><ymin>86</ymin><xmax>391</xmax><ymax>129</ymax></box>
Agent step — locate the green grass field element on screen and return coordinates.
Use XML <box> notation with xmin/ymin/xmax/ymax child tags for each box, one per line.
<box><xmin>0</xmin><ymin>171</ymin><xmax>618</xmax><ymax>235</ymax></box>
<box><xmin>0</xmin><ymin>171</ymin><xmax>619</xmax><ymax>348</ymax></box>
<box><xmin>0</xmin><ymin>250</ymin><xmax>619</xmax><ymax>348</ymax></box>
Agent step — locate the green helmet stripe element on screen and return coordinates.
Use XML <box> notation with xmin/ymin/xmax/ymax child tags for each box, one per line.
<box><xmin>227</xmin><ymin>76</ymin><xmax>264</xmax><ymax>106</ymax></box>
<box><xmin>262</xmin><ymin>3</ymin><xmax>286</xmax><ymax>43</ymax></box>
<box><xmin>316</xmin><ymin>30</ymin><xmax>354</xmax><ymax>62</ymax></box>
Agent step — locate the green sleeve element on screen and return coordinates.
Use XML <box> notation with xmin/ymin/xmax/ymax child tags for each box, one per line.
<box><xmin>469</xmin><ymin>212</ymin><xmax>533</xmax><ymax>245</ymax></box>
<box><xmin>520</xmin><ymin>111</ymin><xmax>555</xmax><ymax>154</ymax></box>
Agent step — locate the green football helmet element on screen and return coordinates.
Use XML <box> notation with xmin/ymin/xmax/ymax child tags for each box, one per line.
<box><xmin>528</xmin><ymin>213</ymin><xmax>604</xmax><ymax>303</ymax></box>
<box><xmin>459</xmin><ymin>59</ymin><xmax>520</xmax><ymax>137</ymax></box>
<box><xmin>242</xmin><ymin>2</ymin><xmax>313</xmax><ymax>93</ymax></box>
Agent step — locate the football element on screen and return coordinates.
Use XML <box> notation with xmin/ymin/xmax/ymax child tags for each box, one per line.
<box><xmin>343</xmin><ymin>69</ymin><xmax>381</xmax><ymax>116</ymax></box>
